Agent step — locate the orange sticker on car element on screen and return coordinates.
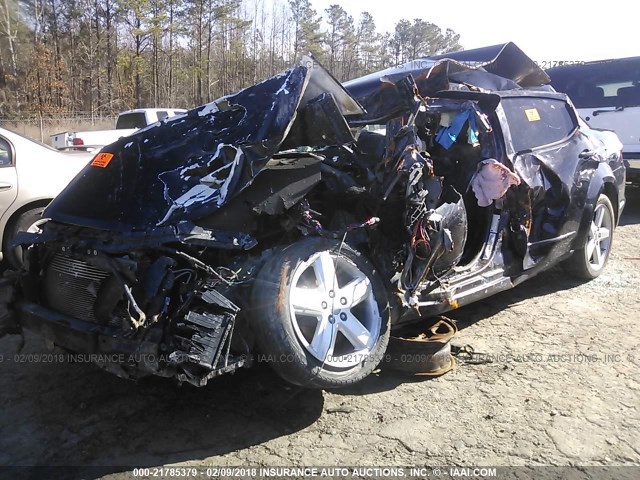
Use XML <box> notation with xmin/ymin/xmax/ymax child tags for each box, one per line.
<box><xmin>91</xmin><ymin>153</ymin><xmax>114</xmax><ymax>168</ymax></box>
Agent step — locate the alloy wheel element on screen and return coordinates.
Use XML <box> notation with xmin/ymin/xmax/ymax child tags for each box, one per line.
<box><xmin>586</xmin><ymin>202</ymin><xmax>613</xmax><ymax>270</ymax></box>
<box><xmin>288</xmin><ymin>250</ymin><xmax>381</xmax><ymax>368</ymax></box>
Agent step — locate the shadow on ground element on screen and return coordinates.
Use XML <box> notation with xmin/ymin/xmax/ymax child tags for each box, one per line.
<box><xmin>338</xmin><ymin>263</ymin><xmax>587</xmax><ymax>397</ymax></box>
<box><xmin>0</xmin><ymin>347</ymin><xmax>323</xmax><ymax>471</ymax></box>
<box><xmin>620</xmin><ymin>183</ymin><xmax>639</xmax><ymax>226</ymax></box>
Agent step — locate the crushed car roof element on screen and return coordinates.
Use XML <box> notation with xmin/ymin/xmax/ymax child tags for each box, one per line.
<box><xmin>344</xmin><ymin>42</ymin><xmax>550</xmax><ymax>124</ymax></box>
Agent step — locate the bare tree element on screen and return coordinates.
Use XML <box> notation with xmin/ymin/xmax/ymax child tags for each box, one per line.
<box><xmin>0</xmin><ymin>0</ymin><xmax>463</xmax><ymax>117</ymax></box>
<box><xmin>0</xmin><ymin>0</ymin><xmax>18</xmax><ymax>79</ymax></box>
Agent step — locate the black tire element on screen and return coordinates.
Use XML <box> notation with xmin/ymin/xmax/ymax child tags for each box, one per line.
<box><xmin>250</xmin><ymin>237</ymin><xmax>390</xmax><ymax>389</ymax></box>
<box><xmin>564</xmin><ymin>194</ymin><xmax>615</xmax><ymax>280</ymax></box>
<box><xmin>3</xmin><ymin>207</ymin><xmax>45</xmax><ymax>269</ymax></box>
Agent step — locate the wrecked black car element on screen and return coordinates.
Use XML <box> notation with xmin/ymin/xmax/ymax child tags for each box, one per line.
<box><xmin>0</xmin><ymin>43</ymin><xmax>626</xmax><ymax>389</ymax></box>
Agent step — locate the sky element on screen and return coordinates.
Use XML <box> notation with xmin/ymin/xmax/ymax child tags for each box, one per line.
<box><xmin>309</xmin><ymin>0</ymin><xmax>637</xmax><ymax>62</ymax></box>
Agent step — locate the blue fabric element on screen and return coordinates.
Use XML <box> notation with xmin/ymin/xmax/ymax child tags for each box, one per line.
<box><xmin>467</xmin><ymin>113</ymin><xmax>479</xmax><ymax>145</ymax></box>
<box><xmin>435</xmin><ymin>109</ymin><xmax>479</xmax><ymax>150</ymax></box>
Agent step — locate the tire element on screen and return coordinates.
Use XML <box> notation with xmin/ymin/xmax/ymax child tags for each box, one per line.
<box><xmin>3</xmin><ymin>207</ymin><xmax>46</xmax><ymax>269</ymax></box>
<box><xmin>564</xmin><ymin>194</ymin><xmax>615</xmax><ymax>280</ymax></box>
<box><xmin>250</xmin><ymin>237</ymin><xmax>391</xmax><ymax>389</ymax></box>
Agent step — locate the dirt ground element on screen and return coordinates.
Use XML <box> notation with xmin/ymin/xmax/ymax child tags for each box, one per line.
<box><xmin>1</xmin><ymin>187</ymin><xmax>639</xmax><ymax>476</ymax></box>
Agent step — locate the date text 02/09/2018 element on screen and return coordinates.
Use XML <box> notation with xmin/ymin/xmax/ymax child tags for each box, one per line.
<box><xmin>131</xmin><ymin>466</ymin><xmax>499</xmax><ymax>478</ymax></box>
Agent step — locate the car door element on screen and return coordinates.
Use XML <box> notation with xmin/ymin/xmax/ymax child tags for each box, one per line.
<box><xmin>0</xmin><ymin>135</ymin><xmax>19</xmax><ymax>221</ymax></box>
<box><xmin>500</xmin><ymin>95</ymin><xmax>591</xmax><ymax>268</ymax></box>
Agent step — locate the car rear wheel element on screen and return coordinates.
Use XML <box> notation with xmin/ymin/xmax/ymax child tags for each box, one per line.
<box><xmin>565</xmin><ymin>194</ymin><xmax>615</xmax><ymax>280</ymax></box>
<box><xmin>250</xmin><ymin>238</ymin><xmax>390</xmax><ymax>389</ymax></box>
<box><xmin>3</xmin><ymin>207</ymin><xmax>46</xmax><ymax>269</ymax></box>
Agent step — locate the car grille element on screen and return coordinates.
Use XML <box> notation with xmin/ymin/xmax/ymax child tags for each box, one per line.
<box><xmin>43</xmin><ymin>253</ymin><xmax>110</xmax><ymax>323</ymax></box>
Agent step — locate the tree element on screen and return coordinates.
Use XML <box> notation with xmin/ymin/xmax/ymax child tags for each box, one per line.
<box><xmin>389</xmin><ymin>18</ymin><xmax>463</xmax><ymax>64</ymax></box>
<box><xmin>289</xmin><ymin>0</ymin><xmax>322</xmax><ymax>60</ymax></box>
<box><xmin>355</xmin><ymin>12</ymin><xmax>378</xmax><ymax>75</ymax></box>
<box><xmin>118</xmin><ymin>0</ymin><xmax>152</xmax><ymax>108</ymax></box>
<box><xmin>324</xmin><ymin>4</ymin><xmax>354</xmax><ymax>78</ymax></box>
<box><xmin>437</xmin><ymin>28</ymin><xmax>462</xmax><ymax>54</ymax></box>
<box><xmin>101</xmin><ymin>0</ymin><xmax>118</xmax><ymax>112</ymax></box>
<box><xmin>0</xmin><ymin>1</ymin><xmax>464</xmax><ymax>118</ymax></box>
<box><xmin>0</xmin><ymin>0</ymin><xmax>19</xmax><ymax>81</ymax></box>
<box><xmin>390</xmin><ymin>19</ymin><xmax>411</xmax><ymax>65</ymax></box>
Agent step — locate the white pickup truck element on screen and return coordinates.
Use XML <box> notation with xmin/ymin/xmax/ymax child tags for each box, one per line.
<box><xmin>50</xmin><ymin>108</ymin><xmax>187</xmax><ymax>150</ymax></box>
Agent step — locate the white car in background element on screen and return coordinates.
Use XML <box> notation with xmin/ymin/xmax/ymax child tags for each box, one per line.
<box><xmin>547</xmin><ymin>57</ymin><xmax>640</xmax><ymax>183</ymax></box>
<box><xmin>0</xmin><ymin>127</ymin><xmax>93</xmax><ymax>267</ymax></box>
<box><xmin>49</xmin><ymin>108</ymin><xmax>187</xmax><ymax>150</ymax></box>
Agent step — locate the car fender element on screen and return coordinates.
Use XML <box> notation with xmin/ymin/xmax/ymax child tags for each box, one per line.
<box><xmin>572</xmin><ymin>162</ymin><xmax>617</xmax><ymax>252</ymax></box>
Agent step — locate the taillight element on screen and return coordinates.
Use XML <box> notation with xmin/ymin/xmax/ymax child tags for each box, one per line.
<box><xmin>72</xmin><ymin>137</ymin><xmax>85</xmax><ymax>146</ymax></box>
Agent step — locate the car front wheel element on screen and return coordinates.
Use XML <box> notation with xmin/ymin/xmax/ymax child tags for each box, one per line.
<box><xmin>251</xmin><ymin>238</ymin><xmax>390</xmax><ymax>389</ymax></box>
<box><xmin>3</xmin><ymin>207</ymin><xmax>46</xmax><ymax>269</ymax></box>
<box><xmin>565</xmin><ymin>193</ymin><xmax>615</xmax><ymax>280</ymax></box>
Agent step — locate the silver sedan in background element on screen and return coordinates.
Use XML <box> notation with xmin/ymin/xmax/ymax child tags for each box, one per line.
<box><xmin>0</xmin><ymin>127</ymin><xmax>93</xmax><ymax>267</ymax></box>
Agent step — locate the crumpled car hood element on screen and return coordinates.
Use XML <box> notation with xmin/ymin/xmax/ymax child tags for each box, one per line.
<box><xmin>44</xmin><ymin>59</ymin><xmax>363</xmax><ymax>232</ymax></box>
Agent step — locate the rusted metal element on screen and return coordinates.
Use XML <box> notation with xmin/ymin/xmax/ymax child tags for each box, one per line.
<box><xmin>384</xmin><ymin>316</ymin><xmax>457</xmax><ymax>376</ymax></box>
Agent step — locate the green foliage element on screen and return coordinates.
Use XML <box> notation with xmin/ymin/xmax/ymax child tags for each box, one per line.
<box><xmin>390</xmin><ymin>17</ymin><xmax>463</xmax><ymax>63</ymax></box>
<box><xmin>289</xmin><ymin>0</ymin><xmax>323</xmax><ymax>60</ymax></box>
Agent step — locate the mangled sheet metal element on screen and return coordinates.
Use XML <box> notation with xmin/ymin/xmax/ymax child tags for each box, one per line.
<box><xmin>42</xmin><ymin>58</ymin><xmax>364</xmax><ymax>233</ymax></box>
<box><xmin>0</xmin><ymin>43</ymin><xmax>625</xmax><ymax>389</ymax></box>
<box><xmin>344</xmin><ymin>42</ymin><xmax>549</xmax><ymax>124</ymax></box>
<box><xmin>428</xmin><ymin>42</ymin><xmax>550</xmax><ymax>87</ymax></box>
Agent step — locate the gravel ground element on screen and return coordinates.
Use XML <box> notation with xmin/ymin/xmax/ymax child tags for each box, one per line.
<box><xmin>0</xmin><ymin>186</ymin><xmax>638</xmax><ymax>476</ymax></box>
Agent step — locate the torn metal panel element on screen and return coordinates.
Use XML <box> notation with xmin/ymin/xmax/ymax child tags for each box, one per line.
<box><xmin>344</xmin><ymin>43</ymin><xmax>548</xmax><ymax>125</ymax></box>
<box><xmin>42</xmin><ymin>62</ymin><xmax>361</xmax><ymax>232</ymax></box>
<box><xmin>281</xmin><ymin>92</ymin><xmax>356</xmax><ymax>149</ymax></box>
<box><xmin>14</xmin><ymin>219</ymin><xmax>258</xmax><ymax>252</ymax></box>
<box><xmin>447</xmin><ymin>69</ymin><xmax>521</xmax><ymax>92</ymax></box>
<box><xmin>299</xmin><ymin>55</ymin><xmax>365</xmax><ymax>117</ymax></box>
<box><xmin>429</xmin><ymin>42</ymin><xmax>550</xmax><ymax>87</ymax></box>
<box><xmin>511</xmin><ymin>130</ymin><xmax>599</xmax><ymax>268</ymax></box>
<box><xmin>346</xmin><ymin>74</ymin><xmax>422</xmax><ymax>126</ymax></box>
<box><xmin>199</xmin><ymin>155</ymin><xmax>323</xmax><ymax>231</ymax></box>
